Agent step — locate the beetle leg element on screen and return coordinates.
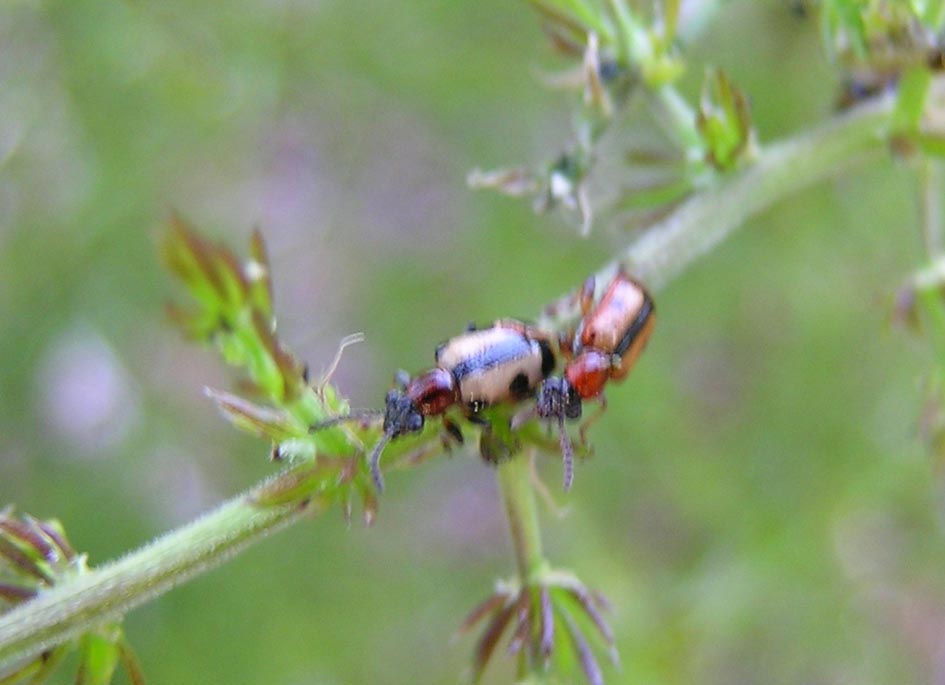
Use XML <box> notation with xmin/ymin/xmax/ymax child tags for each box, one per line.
<box><xmin>557</xmin><ymin>329</ymin><xmax>575</xmax><ymax>360</ymax></box>
<box><xmin>465</xmin><ymin>412</ymin><xmax>490</xmax><ymax>427</ymax></box>
<box><xmin>394</xmin><ymin>441</ymin><xmax>441</xmax><ymax>469</ymax></box>
<box><xmin>579</xmin><ymin>275</ymin><xmax>596</xmax><ymax>316</ymax></box>
<box><xmin>578</xmin><ymin>394</ymin><xmax>607</xmax><ymax>446</ymax></box>
<box><xmin>442</xmin><ymin>417</ymin><xmax>465</xmax><ymax>446</ymax></box>
<box><xmin>394</xmin><ymin>369</ymin><xmax>411</xmax><ymax>389</ymax></box>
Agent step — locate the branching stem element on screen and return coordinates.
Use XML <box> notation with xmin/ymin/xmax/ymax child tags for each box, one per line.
<box><xmin>0</xmin><ymin>94</ymin><xmax>897</xmax><ymax>670</ymax></box>
<box><xmin>540</xmin><ymin>95</ymin><xmax>895</xmax><ymax>330</ymax></box>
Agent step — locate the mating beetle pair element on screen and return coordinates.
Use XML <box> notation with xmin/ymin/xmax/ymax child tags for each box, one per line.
<box><xmin>315</xmin><ymin>270</ymin><xmax>655</xmax><ymax>492</ymax></box>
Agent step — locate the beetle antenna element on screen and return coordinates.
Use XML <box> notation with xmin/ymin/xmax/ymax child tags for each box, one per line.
<box><xmin>368</xmin><ymin>432</ymin><xmax>392</xmax><ymax>493</ymax></box>
<box><xmin>558</xmin><ymin>414</ymin><xmax>574</xmax><ymax>491</ymax></box>
<box><xmin>309</xmin><ymin>410</ymin><xmax>383</xmax><ymax>432</ymax></box>
<box><xmin>318</xmin><ymin>331</ymin><xmax>365</xmax><ymax>388</ymax></box>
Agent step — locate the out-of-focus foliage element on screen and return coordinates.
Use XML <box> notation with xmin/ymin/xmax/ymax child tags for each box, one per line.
<box><xmin>460</xmin><ymin>568</ymin><xmax>617</xmax><ymax>685</ymax></box>
<box><xmin>820</xmin><ymin>0</ymin><xmax>945</xmax><ymax>62</ymax></box>
<box><xmin>163</xmin><ymin>219</ymin><xmax>389</xmax><ymax>520</ymax></box>
<box><xmin>2</xmin><ymin>1</ymin><xmax>945</xmax><ymax>684</ymax></box>
<box><xmin>0</xmin><ymin>510</ymin><xmax>142</xmax><ymax>685</ymax></box>
<box><xmin>696</xmin><ymin>67</ymin><xmax>756</xmax><ymax>171</ymax></box>
<box><xmin>473</xmin><ymin>0</ymin><xmax>757</xmax><ymax>233</ymax></box>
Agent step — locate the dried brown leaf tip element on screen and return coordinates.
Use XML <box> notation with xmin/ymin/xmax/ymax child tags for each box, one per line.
<box><xmin>0</xmin><ymin>509</ymin><xmax>143</xmax><ymax>685</ymax></box>
<box><xmin>525</xmin><ymin>0</ymin><xmax>589</xmax><ymax>56</ymax></box>
<box><xmin>459</xmin><ymin>571</ymin><xmax>617</xmax><ymax>685</ymax></box>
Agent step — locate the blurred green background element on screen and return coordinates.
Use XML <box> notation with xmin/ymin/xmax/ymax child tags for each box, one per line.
<box><xmin>1</xmin><ymin>0</ymin><xmax>942</xmax><ymax>683</ymax></box>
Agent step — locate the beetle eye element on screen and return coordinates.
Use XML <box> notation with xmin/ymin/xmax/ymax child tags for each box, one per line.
<box><xmin>566</xmin><ymin>394</ymin><xmax>583</xmax><ymax>420</ymax></box>
<box><xmin>408</xmin><ymin>414</ymin><xmax>424</xmax><ymax>432</ymax></box>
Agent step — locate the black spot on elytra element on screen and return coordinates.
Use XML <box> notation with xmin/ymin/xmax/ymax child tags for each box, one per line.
<box><xmin>539</xmin><ymin>340</ymin><xmax>555</xmax><ymax>377</ymax></box>
<box><xmin>509</xmin><ymin>372</ymin><xmax>530</xmax><ymax>398</ymax></box>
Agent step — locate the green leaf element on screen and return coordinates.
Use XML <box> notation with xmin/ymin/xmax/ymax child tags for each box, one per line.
<box><xmin>915</xmin><ymin>133</ymin><xmax>945</xmax><ymax>157</ymax></box>
<box><xmin>75</xmin><ymin>634</ymin><xmax>121</xmax><ymax>685</ymax></box>
<box><xmin>696</xmin><ymin>67</ymin><xmax>755</xmax><ymax>171</ymax></box>
<box><xmin>894</xmin><ymin>67</ymin><xmax>933</xmax><ymax>131</ymax></box>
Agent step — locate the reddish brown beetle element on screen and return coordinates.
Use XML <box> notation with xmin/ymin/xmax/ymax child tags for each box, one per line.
<box><xmin>534</xmin><ymin>269</ymin><xmax>655</xmax><ymax>490</ymax></box>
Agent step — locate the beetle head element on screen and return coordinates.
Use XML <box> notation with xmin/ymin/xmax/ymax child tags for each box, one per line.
<box><xmin>536</xmin><ymin>377</ymin><xmax>582</xmax><ymax>421</ymax></box>
<box><xmin>382</xmin><ymin>388</ymin><xmax>425</xmax><ymax>438</ymax></box>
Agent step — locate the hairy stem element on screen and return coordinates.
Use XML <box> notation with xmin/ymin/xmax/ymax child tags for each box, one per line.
<box><xmin>540</xmin><ymin>95</ymin><xmax>895</xmax><ymax>329</ymax></box>
<box><xmin>0</xmin><ymin>468</ymin><xmax>321</xmax><ymax>668</ymax></box>
<box><xmin>0</xmin><ymin>94</ymin><xmax>897</xmax><ymax>668</ymax></box>
<box><xmin>623</xmin><ymin>97</ymin><xmax>892</xmax><ymax>288</ymax></box>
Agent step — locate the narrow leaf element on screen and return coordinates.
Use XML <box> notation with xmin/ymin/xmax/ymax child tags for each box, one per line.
<box><xmin>894</xmin><ymin>66</ymin><xmax>932</xmax><ymax>132</ymax></box>
<box><xmin>31</xmin><ymin>517</ymin><xmax>76</xmax><ymax>561</ymax></box>
<box><xmin>526</xmin><ymin>0</ymin><xmax>590</xmax><ymax>47</ymax></box>
<box><xmin>0</xmin><ymin>518</ymin><xmax>55</xmax><ymax>562</ymax></box>
<box><xmin>506</xmin><ymin>600</ymin><xmax>532</xmax><ymax>655</ymax></box>
<box><xmin>563</xmin><ymin>585</ymin><xmax>615</xmax><ymax>645</ymax></box>
<box><xmin>0</xmin><ymin>582</ymin><xmax>36</xmax><ymax>602</ymax></box>
<box><xmin>248</xmin><ymin>228</ymin><xmax>274</xmax><ymax>317</ymax></box>
<box><xmin>557</xmin><ymin>604</ymin><xmax>604</xmax><ymax>685</ymax></box>
<box><xmin>75</xmin><ymin>634</ymin><xmax>121</xmax><ymax>685</ymax></box>
<box><xmin>540</xmin><ymin>585</ymin><xmax>555</xmax><ymax>658</ymax></box>
<box><xmin>458</xmin><ymin>592</ymin><xmax>514</xmax><ymax>635</ymax></box>
<box><xmin>118</xmin><ymin>639</ymin><xmax>147</xmax><ymax>685</ymax></box>
<box><xmin>0</xmin><ymin>535</ymin><xmax>53</xmax><ymax>585</ymax></box>
<box><xmin>471</xmin><ymin>594</ymin><xmax>520</xmax><ymax>682</ymax></box>
<box><xmin>205</xmin><ymin>387</ymin><xmax>298</xmax><ymax>441</ymax></box>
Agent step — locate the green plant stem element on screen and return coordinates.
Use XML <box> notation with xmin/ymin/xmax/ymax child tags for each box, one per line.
<box><xmin>539</xmin><ymin>94</ymin><xmax>894</xmax><ymax>330</ymax></box>
<box><xmin>920</xmin><ymin>157</ymin><xmax>945</xmax><ymax>258</ymax></box>
<box><xmin>649</xmin><ymin>85</ymin><xmax>701</xmax><ymax>150</ymax></box>
<box><xmin>497</xmin><ymin>453</ymin><xmax>546</xmax><ymax>581</ymax></box>
<box><xmin>0</xmin><ymin>94</ymin><xmax>897</xmax><ymax>669</ymax></box>
<box><xmin>0</xmin><ymin>467</ymin><xmax>321</xmax><ymax>669</ymax></box>
<box><xmin>622</xmin><ymin>97</ymin><xmax>892</xmax><ymax>290</ymax></box>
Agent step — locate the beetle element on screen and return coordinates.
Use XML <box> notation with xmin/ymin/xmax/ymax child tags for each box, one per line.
<box><xmin>533</xmin><ymin>269</ymin><xmax>655</xmax><ymax>490</ymax></box>
<box><xmin>317</xmin><ymin>320</ymin><xmax>556</xmax><ymax>492</ymax></box>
